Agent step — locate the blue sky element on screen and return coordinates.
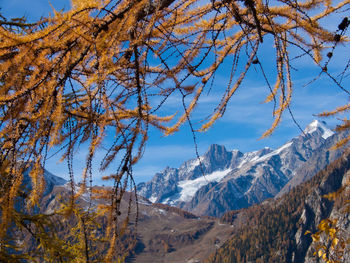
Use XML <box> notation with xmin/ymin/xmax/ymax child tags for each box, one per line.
<box><xmin>1</xmin><ymin>0</ymin><xmax>349</xmax><ymax>185</ymax></box>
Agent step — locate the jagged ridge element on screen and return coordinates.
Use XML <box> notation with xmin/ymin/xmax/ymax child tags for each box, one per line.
<box><xmin>138</xmin><ymin>120</ymin><xmax>345</xmax><ymax>217</ymax></box>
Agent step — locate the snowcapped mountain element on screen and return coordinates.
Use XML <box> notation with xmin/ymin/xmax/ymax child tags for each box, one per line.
<box><xmin>304</xmin><ymin>119</ymin><xmax>334</xmax><ymax>139</ymax></box>
<box><xmin>138</xmin><ymin>120</ymin><xmax>345</xmax><ymax>217</ymax></box>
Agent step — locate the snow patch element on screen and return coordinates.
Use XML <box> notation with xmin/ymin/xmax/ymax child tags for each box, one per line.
<box><xmin>162</xmin><ymin>197</ymin><xmax>176</xmax><ymax>206</ymax></box>
<box><xmin>237</xmin><ymin>151</ymin><xmax>260</xmax><ymax>168</ymax></box>
<box><xmin>322</xmin><ymin>129</ymin><xmax>334</xmax><ymax>140</ymax></box>
<box><xmin>255</xmin><ymin>142</ymin><xmax>293</xmax><ymax>163</ymax></box>
<box><xmin>157</xmin><ymin>208</ymin><xmax>166</xmax><ymax>215</ymax></box>
<box><xmin>177</xmin><ymin>168</ymin><xmax>232</xmax><ymax>202</ymax></box>
<box><xmin>149</xmin><ymin>195</ymin><xmax>157</xmax><ymax>203</ymax></box>
<box><xmin>188</xmin><ymin>156</ymin><xmax>204</xmax><ymax>171</ymax></box>
<box><xmin>137</xmin><ymin>199</ymin><xmax>152</xmax><ymax>206</ymax></box>
<box><xmin>304</xmin><ymin>120</ymin><xmax>334</xmax><ymax>139</ymax></box>
<box><xmin>237</xmin><ymin>148</ymin><xmax>272</xmax><ymax>168</ymax></box>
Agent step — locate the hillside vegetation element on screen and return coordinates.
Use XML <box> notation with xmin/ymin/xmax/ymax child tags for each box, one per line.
<box><xmin>206</xmin><ymin>152</ymin><xmax>350</xmax><ymax>263</ymax></box>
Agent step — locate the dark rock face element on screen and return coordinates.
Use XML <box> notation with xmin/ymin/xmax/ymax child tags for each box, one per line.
<box><xmin>300</xmin><ymin>155</ymin><xmax>350</xmax><ymax>263</ymax></box>
<box><xmin>294</xmin><ymin>163</ymin><xmax>346</xmax><ymax>262</ymax></box>
<box><xmin>138</xmin><ymin>120</ymin><xmax>345</xmax><ymax>217</ymax></box>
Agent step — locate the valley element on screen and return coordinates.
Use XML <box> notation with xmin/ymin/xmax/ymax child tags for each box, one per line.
<box><xmin>11</xmin><ymin>120</ymin><xmax>350</xmax><ymax>262</ymax></box>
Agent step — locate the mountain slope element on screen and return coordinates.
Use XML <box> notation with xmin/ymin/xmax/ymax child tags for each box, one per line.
<box><xmin>205</xmin><ymin>151</ymin><xmax>350</xmax><ymax>263</ymax></box>
<box><xmin>10</xmin><ymin>169</ymin><xmax>234</xmax><ymax>263</ymax></box>
<box><xmin>22</xmin><ymin>167</ymin><xmax>67</xmax><ymax>196</ymax></box>
<box><xmin>138</xmin><ymin>120</ymin><xmax>345</xmax><ymax>217</ymax></box>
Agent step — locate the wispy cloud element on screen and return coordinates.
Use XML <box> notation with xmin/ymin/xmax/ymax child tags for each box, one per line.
<box><xmin>16</xmin><ymin>0</ymin><xmax>349</xmax><ymax>187</ymax></box>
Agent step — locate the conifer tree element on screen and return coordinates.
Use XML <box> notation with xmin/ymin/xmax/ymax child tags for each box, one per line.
<box><xmin>0</xmin><ymin>0</ymin><xmax>349</xmax><ymax>261</ymax></box>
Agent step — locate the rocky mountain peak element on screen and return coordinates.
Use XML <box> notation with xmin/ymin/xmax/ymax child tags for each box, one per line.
<box><xmin>205</xmin><ymin>144</ymin><xmax>228</xmax><ymax>156</ymax></box>
<box><xmin>203</xmin><ymin>144</ymin><xmax>231</xmax><ymax>165</ymax></box>
<box><xmin>304</xmin><ymin>119</ymin><xmax>334</xmax><ymax>139</ymax></box>
<box><xmin>138</xmin><ymin>120</ymin><xmax>344</xmax><ymax>216</ymax></box>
